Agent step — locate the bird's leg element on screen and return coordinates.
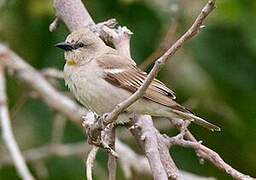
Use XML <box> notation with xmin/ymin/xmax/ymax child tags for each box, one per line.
<box><xmin>82</xmin><ymin>111</ymin><xmax>102</xmax><ymax>146</ymax></box>
<box><xmin>82</xmin><ymin>112</ymin><xmax>118</xmax><ymax>157</ymax></box>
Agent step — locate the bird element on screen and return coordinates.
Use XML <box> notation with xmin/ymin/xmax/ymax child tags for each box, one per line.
<box><xmin>55</xmin><ymin>28</ymin><xmax>220</xmax><ymax>131</ymax></box>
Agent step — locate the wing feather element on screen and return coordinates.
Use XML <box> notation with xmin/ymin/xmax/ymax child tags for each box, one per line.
<box><xmin>96</xmin><ymin>53</ymin><xmax>179</xmax><ymax>108</ymax></box>
<box><xmin>96</xmin><ymin>53</ymin><xmax>221</xmax><ymax>131</ymax></box>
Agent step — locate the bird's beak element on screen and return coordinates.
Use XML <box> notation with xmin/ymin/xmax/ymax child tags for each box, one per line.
<box><xmin>55</xmin><ymin>42</ymin><xmax>74</xmax><ymax>51</ymax></box>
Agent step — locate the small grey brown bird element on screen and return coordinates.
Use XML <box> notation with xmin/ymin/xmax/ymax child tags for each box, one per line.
<box><xmin>56</xmin><ymin>28</ymin><xmax>220</xmax><ymax>131</ymax></box>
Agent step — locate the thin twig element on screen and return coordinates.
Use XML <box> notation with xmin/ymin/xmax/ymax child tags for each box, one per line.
<box><xmin>41</xmin><ymin>68</ymin><xmax>64</xmax><ymax>79</ymax></box>
<box><xmin>32</xmin><ymin>160</ymin><xmax>49</xmax><ymax>179</ymax></box>
<box><xmin>10</xmin><ymin>92</ymin><xmax>29</xmax><ymax>119</ymax></box>
<box><xmin>86</xmin><ymin>145</ymin><xmax>99</xmax><ymax>180</ymax></box>
<box><xmin>51</xmin><ymin>113</ymin><xmax>66</xmax><ymax>144</ymax></box>
<box><xmin>163</xmin><ymin>120</ymin><xmax>254</xmax><ymax>180</ymax></box>
<box><xmin>173</xmin><ymin>140</ymin><xmax>253</xmax><ymax>180</ymax></box>
<box><xmin>49</xmin><ymin>17</ymin><xmax>60</xmax><ymax>32</ymax></box>
<box><xmin>139</xmin><ymin>18</ymin><xmax>179</xmax><ymax>70</ymax></box>
<box><xmin>0</xmin><ymin>142</ymin><xmax>89</xmax><ymax>166</ymax></box>
<box><xmin>0</xmin><ymin>66</ymin><xmax>35</xmax><ymax>180</ymax></box>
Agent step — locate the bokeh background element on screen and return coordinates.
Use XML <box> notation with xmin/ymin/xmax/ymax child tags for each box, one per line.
<box><xmin>0</xmin><ymin>0</ymin><xmax>256</xmax><ymax>179</ymax></box>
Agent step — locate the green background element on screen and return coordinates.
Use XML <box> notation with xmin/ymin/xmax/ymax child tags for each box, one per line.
<box><xmin>0</xmin><ymin>0</ymin><xmax>255</xmax><ymax>179</ymax></box>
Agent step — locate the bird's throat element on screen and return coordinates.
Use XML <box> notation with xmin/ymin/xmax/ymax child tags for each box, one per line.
<box><xmin>67</xmin><ymin>59</ymin><xmax>77</xmax><ymax>65</ymax></box>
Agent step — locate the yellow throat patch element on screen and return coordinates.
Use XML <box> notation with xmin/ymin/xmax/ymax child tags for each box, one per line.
<box><xmin>67</xmin><ymin>59</ymin><xmax>77</xmax><ymax>65</ymax></box>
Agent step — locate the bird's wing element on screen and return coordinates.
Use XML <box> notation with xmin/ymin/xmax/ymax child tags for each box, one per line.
<box><xmin>96</xmin><ymin>53</ymin><xmax>221</xmax><ymax>131</ymax></box>
<box><xmin>96</xmin><ymin>53</ymin><xmax>187</xmax><ymax>109</ymax></box>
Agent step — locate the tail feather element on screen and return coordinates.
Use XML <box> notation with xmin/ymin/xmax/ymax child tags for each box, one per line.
<box><xmin>170</xmin><ymin>109</ymin><xmax>221</xmax><ymax>131</ymax></box>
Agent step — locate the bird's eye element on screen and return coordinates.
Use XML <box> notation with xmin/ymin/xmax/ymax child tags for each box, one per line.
<box><xmin>77</xmin><ymin>42</ymin><xmax>85</xmax><ymax>48</ymax></box>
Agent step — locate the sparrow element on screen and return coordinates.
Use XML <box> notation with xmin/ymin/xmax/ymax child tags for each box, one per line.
<box><xmin>55</xmin><ymin>28</ymin><xmax>220</xmax><ymax>131</ymax></box>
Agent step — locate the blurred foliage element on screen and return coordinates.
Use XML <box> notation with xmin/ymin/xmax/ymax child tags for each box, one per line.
<box><xmin>0</xmin><ymin>0</ymin><xmax>255</xmax><ymax>179</ymax></box>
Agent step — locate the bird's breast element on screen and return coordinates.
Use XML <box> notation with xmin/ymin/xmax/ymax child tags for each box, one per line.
<box><xmin>63</xmin><ymin>61</ymin><xmax>131</xmax><ymax>115</ymax></box>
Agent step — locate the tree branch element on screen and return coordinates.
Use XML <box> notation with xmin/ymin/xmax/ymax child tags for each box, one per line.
<box><xmin>0</xmin><ymin>66</ymin><xmax>34</xmax><ymax>180</ymax></box>
<box><xmin>54</xmin><ymin>0</ymin><xmax>94</xmax><ymax>31</ymax></box>
<box><xmin>129</xmin><ymin>115</ymin><xmax>173</xmax><ymax>180</ymax></box>
<box><xmin>86</xmin><ymin>145</ymin><xmax>99</xmax><ymax>180</ymax></box>
<box><xmin>162</xmin><ymin>120</ymin><xmax>254</xmax><ymax>180</ymax></box>
<box><xmin>86</xmin><ymin>0</ymin><xmax>217</xmax><ymax>134</ymax></box>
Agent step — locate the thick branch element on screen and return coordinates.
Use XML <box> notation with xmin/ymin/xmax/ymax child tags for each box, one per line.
<box><xmin>106</xmin><ymin>128</ymin><xmax>117</xmax><ymax>180</ymax></box>
<box><xmin>0</xmin><ymin>66</ymin><xmax>34</xmax><ymax>180</ymax></box>
<box><xmin>129</xmin><ymin>115</ymin><xmax>169</xmax><ymax>180</ymax></box>
<box><xmin>54</xmin><ymin>0</ymin><xmax>94</xmax><ymax>31</ymax></box>
<box><xmin>0</xmin><ymin>142</ymin><xmax>89</xmax><ymax>166</ymax></box>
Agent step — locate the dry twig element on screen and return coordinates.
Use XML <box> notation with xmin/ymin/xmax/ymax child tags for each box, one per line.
<box><xmin>86</xmin><ymin>145</ymin><xmax>99</xmax><ymax>180</ymax></box>
<box><xmin>0</xmin><ymin>66</ymin><xmax>34</xmax><ymax>180</ymax></box>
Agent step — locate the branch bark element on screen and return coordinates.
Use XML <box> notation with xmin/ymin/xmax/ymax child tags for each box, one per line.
<box><xmin>0</xmin><ymin>66</ymin><xmax>34</xmax><ymax>180</ymax></box>
<box><xmin>165</xmin><ymin>135</ymin><xmax>253</xmax><ymax>180</ymax></box>
<box><xmin>128</xmin><ymin>115</ymin><xmax>181</xmax><ymax>180</ymax></box>
<box><xmin>54</xmin><ymin>0</ymin><xmax>94</xmax><ymax>31</ymax></box>
<box><xmin>86</xmin><ymin>145</ymin><xmax>99</xmax><ymax>180</ymax></box>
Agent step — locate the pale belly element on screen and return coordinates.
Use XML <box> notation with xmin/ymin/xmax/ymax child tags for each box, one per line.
<box><xmin>64</xmin><ymin>62</ymin><xmax>173</xmax><ymax>123</ymax></box>
<box><xmin>64</xmin><ymin>62</ymin><xmax>131</xmax><ymax>114</ymax></box>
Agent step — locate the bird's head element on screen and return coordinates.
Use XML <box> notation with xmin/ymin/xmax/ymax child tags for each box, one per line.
<box><xmin>55</xmin><ymin>28</ymin><xmax>106</xmax><ymax>65</ymax></box>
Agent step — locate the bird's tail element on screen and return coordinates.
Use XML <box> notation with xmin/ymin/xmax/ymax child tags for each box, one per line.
<box><xmin>169</xmin><ymin>109</ymin><xmax>221</xmax><ymax>131</ymax></box>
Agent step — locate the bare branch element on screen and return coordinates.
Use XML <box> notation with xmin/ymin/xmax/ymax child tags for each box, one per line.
<box><xmin>51</xmin><ymin>113</ymin><xmax>66</xmax><ymax>144</ymax></box>
<box><xmin>10</xmin><ymin>92</ymin><xmax>29</xmax><ymax>119</ymax></box>
<box><xmin>129</xmin><ymin>115</ymin><xmax>182</xmax><ymax>180</ymax></box>
<box><xmin>100</xmin><ymin>25</ymin><xmax>133</xmax><ymax>58</ymax></box>
<box><xmin>86</xmin><ymin>145</ymin><xmax>99</xmax><ymax>180</ymax></box>
<box><xmin>32</xmin><ymin>160</ymin><xmax>49</xmax><ymax>179</ymax></box>
<box><xmin>54</xmin><ymin>0</ymin><xmax>94</xmax><ymax>31</ymax></box>
<box><xmin>0</xmin><ymin>140</ymin><xmax>216</xmax><ymax>180</ymax></box>
<box><xmin>0</xmin><ymin>142</ymin><xmax>89</xmax><ymax>166</ymax></box>
<box><xmin>41</xmin><ymin>68</ymin><xmax>64</xmax><ymax>79</ymax></box>
<box><xmin>129</xmin><ymin>115</ymin><xmax>169</xmax><ymax>180</ymax></box>
<box><xmin>0</xmin><ymin>66</ymin><xmax>35</xmax><ymax>180</ymax></box>
<box><xmin>49</xmin><ymin>17</ymin><xmax>61</xmax><ymax>32</ymax></box>
<box><xmin>162</xmin><ymin>120</ymin><xmax>254</xmax><ymax>180</ymax></box>
<box><xmin>102</xmin><ymin>126</ymin><xmax>117</xmax><ymax>180</ymax></box>
<box><xmin>115</xmin><ymin>139</ymin><xmax>151</xmax><ymax>178</ymax></box>
<box><xmin>139</xmin><ymin>18</ymin><xmax>179</xmax><ymax>70</ymax></box>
